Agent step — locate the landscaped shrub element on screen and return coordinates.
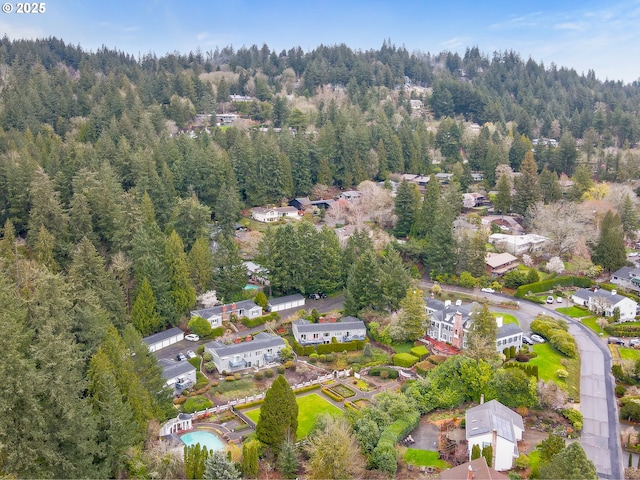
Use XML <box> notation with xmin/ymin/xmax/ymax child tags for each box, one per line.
<box><xmin>393</xmin><ymin>353</ymin><xmax>419</xmax><ymax>368</ymax></box>
<box><xmin>416</xmin><ymin>361</ymin><xmax>436</xmax><ymax>376</ymax></box>
<box><xmin>514</xmin><ymin>276</ymin><xmax>591</xmax><ymax>298</ymax></box>
<box><xmin>325</xmin><ymin>353</ymin><xmax>335</xmax><ymax>363</ymax></box>
<box><xmin>561</xmin><ymin>408</ymin><xmax>583</xmax><ymax>431</ymax></box>
<box><xmin>309</xmin><ymin>353</ymin><xmax>318</xmax><ymax>363</ymax></box>
<box><xmin>211</xmin><ymin>326</ymin><xmax>224</xmax><ymax>338</ymax></box>
<box><xmin>379</xmin><ymin>370</ymin><xmax>389</xmax><ymax>380</ymax></box>
<box><xmin>173</xmin><ymin>396</ymin><xmax>187</xmax><ymax>405</ymax></box>
<box><xmin>196</xmin><ymin>345</ymin><xmax>205</xmax><ymax>355</ymax></box>
<box><xmin>203</xmin><ymin>352</ymin><xmax>213</xmax><ymax>362</ymax></box>
<box><xmin>241</xmin><ymin>316</ymin><xmax>267</xmax><ymax>328</ymax></box>
<box><xmin>531</xmin><ymin>317</ymin><xmax>577</xmax><ymax>358</ymax></box>
<box><xmin>410</xmin><ymin>345</ymin><xmax>429</xmax><ymax>360</ymax></box>
<box><xmin>368</xmin><ymin>367</ymin><xmax>399</xmax><ymax>379</ymax></box>
<box><xmin>503</xmin><ymin>348</ymin><xmax>511</xmax><ymax>360</ymax></box>
<box><xmin>254</xmin><ymin>371</ymin><xmax>264</xmax><ymax>381</ymax></box>
<box><xmin>293</xmin><ymin>384</ymin><xmax>321</xmax><ymax>394</ymax></box>
<box><xmin>195</xmin><ymin>372</ymin><xmax>209</xmax><ymax>389</ymax></box>
<box><xmin>183</xmin><ymin>395</ymin><xmax>213</xmax><ymax>413</ymax></box>
<box><xmin>319</xmin><ymin>354</ymin><xmax>327</xmax><ymax>363</ymax></box>
<box><xmin>605</xmin><ymin>324</ymin><xmax>640</xmax><ymax>337</ymax></box>
<box><xmin>264</xmin><ymin>369</ymin><xmax>274</xmax><ymax>378</ymax></box>
<box><xmin>204</xmin><ymin>361</ymin><xmax>216</xmax><ymax>373</ymax></box>
<box><xmin>277</xmin><ymin>365</ymin><xmax>285</xmax><ymax>374</ymax></box>
<box><xmin>428</xmin><ymin>354</ymin><xmax>448</xmax><ymax>365</ymax></box>
<box><xmin>616</xmin><ymin>385</ymin><xmax>627</xmax><ymax>397</ymax></box>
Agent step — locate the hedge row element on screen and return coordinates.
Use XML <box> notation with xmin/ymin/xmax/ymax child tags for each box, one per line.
<box><xmin>372</xmin><ymin>411</ymin><xmax>420</xmax><ymax>477</ymax></box>
<box><xmin>504</xmin><ymin>362</ymin><xmax>539</xmax><ymax>378</ymax></box>
<box><xmin>211</xmin><ymin>326</ymin><xmax>224</xmax><ymax>338</ymax></box>
<box><xmin>393</xmin><ymin>353</ymin><xmax>419</xmax><ymax>368</ymax></box>
<box><xmin>369</xmin><ymin>367</ymin><xmax>399</xmax><ymax>379</ymax></box>
<box><xmin>410</xmin><ymin>345</ymin><xmax>429</xmax><ymax>360</ymax></box>
<box><xmin>321</xmin><ymin>387</ymin><xmax>343</xmax><ymax>402</ymax></box>
<box><xmin>428</xmin><ymin>354</ymin><xmax>448</xmax><ymax>365</ymax></box>
<box><xmin>241</xmin><ymin>312</ymin><xmax>280</xmax><ymax>328</ymax></box>
<box><xmin>292</xmin><ymin>338</ymin><xmax>366</xmax><ymax>355</ymax></box>
<box><xmin>530</xmin><ymin>318</ymin><xmax>577</xmax><ymax>358</ymax></box>
<box><xmin>514</xmin><ymin>276</ymin><xmax>592</xmax><ymax>298</ymax></box>
<box><xmin>604</xmin><ymin>324</ymin><xmax>640</xmax><ymax>337</ymax></box>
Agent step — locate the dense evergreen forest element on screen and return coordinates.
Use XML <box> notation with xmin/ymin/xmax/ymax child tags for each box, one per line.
<box><xmin>0</xmin><ymin>36</ymin><xmax>639</xmax><ymax>478</ymax></box>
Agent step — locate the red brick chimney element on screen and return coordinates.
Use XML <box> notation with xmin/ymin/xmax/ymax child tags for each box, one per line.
<box><xmin>452</xmin><ymin>311</ymin><xmax>464</xmax><ymax>350</ymax></box>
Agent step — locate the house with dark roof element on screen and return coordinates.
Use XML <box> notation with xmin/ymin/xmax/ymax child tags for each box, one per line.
<box><xmin>190</xmin><ymin>300</ymin><xmax>262</xmax><ymax>328</ymax></box>
<box><xmin>572</xmin><ymin>288</ymin><xmax>638</xmax><ymax>321</ymax></box>
<box><xmin>159</xmin><ymin>358</ymin><xmax>197</xmax><ymax>392</ymax></box>
<box><xmin>466</xmin><ymin>400</ymin><xmax>524</xmax><ymax>471</ymax></box>
<box><xmin>268</xmin><ymin>293</ymin><xmax>305</xmax><ymax>312</ymax></box>
<box><xmin>611</xmin><ymin>266</ymin><xmax>640</xmax><ymax>293</ymax></box>
<box><xmin>143</xmin><ymin>327</ymin><xmax>185</xmax><ymax>353</ymax></box>
<box><xmin>425</xmin><ymin>299</ymin><xmax>522</xmax><ymax>352</ymax></box>
<box><xmin>205</xmin><ymin>332</ymin><xmax>286</xmax><ymax>373</ymax></box>
<box><xmin>292</xmin><ymin>316</ymin><xmax>367</xmax><ymax>345</ymax></box>
<box><xmin>485</xmin><ymin>252</ymin><xmax>519</xmax><ymax>276</ymax></box>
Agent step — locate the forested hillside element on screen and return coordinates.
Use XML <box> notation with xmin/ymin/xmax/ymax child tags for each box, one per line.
<box><xmin>0</xmin><ymin>36</ymin><xmax>639</xmax><ymax>478</ymax></box>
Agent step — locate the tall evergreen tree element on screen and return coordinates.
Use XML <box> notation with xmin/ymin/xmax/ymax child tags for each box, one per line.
<box><xmin>165</xmin><ymin>230</ymin><xmax>197</xmax><ymax>318</ymax></box>
<box><xmin>344</xmin><ymin>249</ymin><xmax>381</xmax><ymax>315</ymax></box>
<box><xmin>539</xmin><ymin>442</ymin><xmax>597</xmax><ymax>480</ymax></box>
<box><xmin>188</xmin><ymin>236</ymin><xmax>214</xmax><ymax>295</ymax></box>
<box><xmin>394</xmin><ymin>288</ymin><xmax>428</xmax><ymax>341</ymax></box>
<box><xmin>256</xmin><ymin>375</ymin><xmax>299</xmax><ymax>453</ymax></box>
<box><xmin>411</xmin><ymin>175</ymin><xmax>440</xmax><ymax>239</ymax></box>
<box><xmin>211</xmin><ymin>234</ymin><xmax>247</xmax><ymax>302</ymax></box>
<box><xmin>620</xmin><ymin>194</ymin><xmax>639</xmax><ymax>240</ymax></box>
<box><xmin>466</xmin><ymin>302</ymin><xmax>499</xmax><ymax>363</ymax></box>
<box><xmin>131</xmin><ymin>277</ymin><xmax>162</xmax><ymax>335</ymax></box>
<box><xmin>513</xmin><ymin>151</ymin><xmax>541</xmax><ymax>215</ymax></box>
<box><xmin>378</xmin><ymin>247</ymin><xmax>412</xmax><ymax>311</ymax></box>
<box><xmin>394</xmin><ymin>180</ymin><xmax>419</xmax><ymax>237</ymax></box>
<box><xmin>592</xmin><ymin>211</ymin><xmax>626</xmax><ymax>272</ymax></box>
<box><xmin>539</xmin><ymin>167</ymin><xmax>562</xmax><ymax>204</ymax></box>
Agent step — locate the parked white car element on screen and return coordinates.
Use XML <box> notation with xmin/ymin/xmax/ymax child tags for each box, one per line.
<box><xmin>531</xmin><ymin>334</ymin><xmax>546</xmax><ymax>343</ymax></box>
<box><xmin>186</xmin><ymin>350</ymin><xmax>196</xmax><ymax>359</ymax></box>
<box><xmin>481</xmin><ymin>287</ymin><xmax>495</xmax><ymax>293</ymax></box>
<box><xmin>185</xmin><ymin>334</ymin><xmax>200</xmax><ymax>342</ymax></box>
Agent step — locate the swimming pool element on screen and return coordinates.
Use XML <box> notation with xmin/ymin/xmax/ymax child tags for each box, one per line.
<box><xmin>180</xmin><ymin>430</ymin><xmax>225</xmax><ymax>452</ymax></box>
<box><xmin>243</xmin><ymin>284</ymin><xmax>260</xmax><ymax>290</ymax></box>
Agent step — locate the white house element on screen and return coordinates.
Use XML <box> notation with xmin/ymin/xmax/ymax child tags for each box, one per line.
<box><xmin>338</xmin><ymin>190</ymin><xmax>363</xmax><ymax>202</ymax></box>
<box><xmin>143</xmin><ymin>327</ymin><xmax>185</xmax><ymax>353</ymax></box>
<box><xmin>205</xmin><ymin>332</ymin><xmax>285</xmax><ymax>373</ymax></box>
<box><xmin>425</xmin><ymin>299</ymin><xmax>522</xmax><ymax>352</ymax></box>
<box><xmin>268</xmin><ymin>293</ymin><xmax>305</xmax><ymax>312</ymax></box>
<box><xmin>292</xmin><ymin>316</ymin><xmax>367</xmax><ymax>345</ymax></box>
<box><xmin>190</xmin><ymin>300</ymin><xmax>263</xmax><ymax>328</ymax></box>
<box><xmin>488</xmin><ymin>234</ymin><xmax>550</xmax><ymax>256</ymax></box>
<box><xmin>466</xmin><ymin>400</ymin><xmax>524</xmax><ymax>471</ymax></box>
<box><xmin>611</xmin><ymin>266</ymin><xmax>640</xmax><ymax>293</ymax></box>
<box><xmin>251</xmin><ymin>206</ymin><xmax>300</xmax><ymax>223</ymax></box>
<box><xmin>571</xmin><ymin>288</ymin><xmax>638</xmax><ymax>321</ymax></box>
<box><xmin>159</xmin><ymin>358</ymin><xmax>197</xmax><ymax>392</ymax></box>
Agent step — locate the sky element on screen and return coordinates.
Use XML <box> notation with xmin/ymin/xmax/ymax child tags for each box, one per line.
<box><xmin>1</xmin><ymin>0</ymin><xmax>639</xmax><ymax>83</ymax></box>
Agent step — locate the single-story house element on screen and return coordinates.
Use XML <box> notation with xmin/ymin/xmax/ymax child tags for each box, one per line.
<box><xmin>611</xmin><ymin>266</ymin><xmax>640</xmax><ymax>293</ymax></box>
<box><xmin>466</xmin><ymin>399</ymin><xmax>524</xmax><ymax>471</ymax></box>
<box><xmin>205</xmin><ymin>332</ymin><xmax>286</xmax><ymax>373</ymax></box>
<box><xmin>143</xmin><ymin>327</ymin><xmax>185</xmax><ymax>353</ymax></box>
<box><xmin>251</xmin><ymin>206</ymin><xmax>300</xmax><ymax>223</ymax></box>
<box><xmin>268</xmin><ymin>293</ymin><xmax>305</xmax><ymax>312</ymax></box>
<box><xmin>244</xmin><ymin>261</ymin><xmax>269</xmax><ymax>285</ymax></box>
<box><xmin>571</xmin><ymin>288</ymin><xmax>638</xmax><ymax>321</ymax></box>
<box><xmin>159</xmin><ymin>358</ymin><xmax>197</xmax><ymax>391</ymax></box>
<box><xmin>488</xmin><ymin>234</ymin><xmax>550</xmax><ymax>256</ymax></box>
<box><xmin>190</xmin><ymin>300</ymin><xmax>263</xmax><ymax>328</ymax></box>
<box><xmin>471</xmin><ymin>172</ymin><xmax>485</xmax><ymax>182</ymax></box>
<box><xmin>435</xmin><ymin>172</ymin><xmax>454</xmax><ymax>184</ymax></box>
<box><xmin>292</xmin><ymin>316</ymin><xmax>367</xmax><ymax>345</ymax></box>
<box><xmin>463</xmin><ymin>192</ymin><xmax>488</xmax><ymax>208</ymax></box>
<box><xmin>215</xmin><ymin>113</ymin><xmax>238</xmax><ymax>125</ymax></box>
<box><xmin>485</xmin><ymin>252</ymin><xmax>519</xmax><ymax>276</ymax></box>
<box><xmin>338</xmin><ymin>190</ymin><xmax>363</xmax><ymax>202</ymax></box>
<box><xmin>439</xmin><ymin>457</ymin><xmax>508</xmax><ymax>480</ymax></box>
<box><xmin>289</xmin><ymin>197</ymin><xmax>335</xmax><ymax>210</ymax></box>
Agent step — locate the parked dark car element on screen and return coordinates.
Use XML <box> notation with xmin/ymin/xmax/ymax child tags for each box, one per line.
<box><xmin>608</xmin><ymin>337</ymin><xmax>625</xmax><ymax>346</ymax></box>
<box><xmin>308</xmin><ymin>291</ymin><xmax>327</xmax><ymax>300</ymax></box>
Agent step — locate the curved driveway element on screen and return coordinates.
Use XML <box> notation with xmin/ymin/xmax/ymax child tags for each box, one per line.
<box><xmin>420</xmin><ymin>282</ymin><xmax>624</xmax><ymax>479</ymax></box>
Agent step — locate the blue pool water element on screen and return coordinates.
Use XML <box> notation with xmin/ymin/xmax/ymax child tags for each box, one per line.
<box><xmin>180</xmin><ymin>431</ymin><xmax>225</xmax><ymax>452</ymax></box>
<box><xmin>243</xmin><ymin>284</ymin><xmax>259</xmax><ymax>290</ymax></box>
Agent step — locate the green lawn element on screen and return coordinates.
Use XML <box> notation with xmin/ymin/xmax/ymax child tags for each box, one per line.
<box><xmin>619</xmin><ymin>347</ymin><xmax>640</xmax><ymax>361</ymax></box>
<box><xmin>528</xmin><ymin>342</ymin><xmax>580</xmax><ymax>400</ymax></box>
<box><xmin>392</xmin><ymin>341</ymin><xmax>415</xmax><ymax>354</ymax></box>
<box><xmin>244</xmin><ymin>393</ymin><xmax>342</xmax><ymax>439</ymax></box>
<box><xmin>494</xmin><ymin>312</ymin><xmax>518</xmax><ymax>325</ymax></box>
<box><xmin>556</xmin><ymin>306</ymin><xmax>589</xmax><ymax>318</ymax></box>
<box><xmin>581</xmin><ymin>316</ymin><xmax>608</xmax><ymax>337</ymax></box>
<box><xmin>404</xmin><ymin>448</ymin><xmax>451</xmax><ymax>469</ymax></box>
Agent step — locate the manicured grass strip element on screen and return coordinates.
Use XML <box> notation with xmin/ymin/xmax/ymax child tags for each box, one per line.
<box><xmin>556</xmin><ymin>306</ymin><xmax>590</xmax><ymax>318</ymax></box>
<box><xmin>619</xmin><ymin>347</ymin><xmax>640</xmax><ymax>361</ymax></box>
<box><xmin>528</xmin><ymin>342</ymin><xmax>580</xmax><ymax>400</ymax></box>
<box><xmin>404</xmin><ymin>448</ymin><xmax>450</xmax><ymax>469</ymax></box>
<box><xmin>581</xmin><ymin>316</ymin><xmax>608</xmax><ymax>337</ymax></box>
<box><xmin>244</xmin><ymin>393</ymin><xmax>342</xmax><ymax>440</ymax></box>
<box><xmin>393</xmin><ymin>341</ymin><xmax>415</xmax><ymax>354</ymax></box>
<box><xmin>493</xmin><ymin>312</ymin><xmax>518</xmax><ymax>325</ymax></box>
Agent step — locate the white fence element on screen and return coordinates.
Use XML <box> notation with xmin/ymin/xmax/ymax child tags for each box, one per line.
<box><xmin>161</xmin><ymin>369</ymin><xmax>352</xmax><ymax>435</ymax></box>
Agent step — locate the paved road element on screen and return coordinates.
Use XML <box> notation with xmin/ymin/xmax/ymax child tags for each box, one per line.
<box><xmin>420</xmin><ymin>281</ymin><xmax>623</xmax><ymax>479</ymax></box>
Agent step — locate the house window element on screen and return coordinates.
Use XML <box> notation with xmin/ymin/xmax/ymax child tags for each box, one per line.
<box><xmin>313</xmin><ymin>333</ymin><xmax>319</xmax><ymax>339</ymax></box>
<box><xmin>267</xmin><ymin>348</ymin><xmax>272</xmax><ymax>354</ymax></box>
<box><xmin>301</xmin><ymin>334</ymin><xmax>306</xmax><ymax>340</ymax></box>
<box><xmin>324</xmin><ymin>332</ymin><xmax>329</xmax><ymax>337</ymax></box>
